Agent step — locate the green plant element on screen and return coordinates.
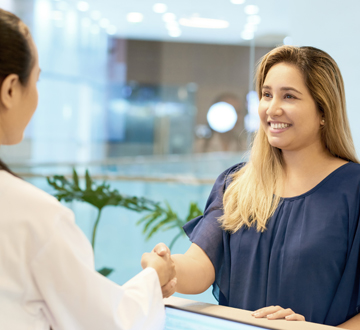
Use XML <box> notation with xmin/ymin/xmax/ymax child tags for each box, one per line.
<box><xmin>47</xmin><ymin>168</ymin><xmax>203</xmax><ymax>276</ymax></box>
<box><xmin>47</xmin><ymin>169</ymin><xmax>161</xmax><ymax>276</ymax></box>
<box><xmin>137</xmin><ymin>201</ymin><xmax>202</xmax><ymax>250</ymax></box>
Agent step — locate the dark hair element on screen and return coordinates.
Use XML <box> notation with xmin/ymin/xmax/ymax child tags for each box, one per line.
<box><xmin>0</xmin><ymin>9</ymin><xmax>33</xmax><ymax>176</ymax></box>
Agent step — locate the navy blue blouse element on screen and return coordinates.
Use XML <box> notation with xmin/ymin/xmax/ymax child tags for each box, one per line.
<box><xmin>183</xmin><ymin>162</ymin><xmax>360</xmax><ymax>326</ymax></box>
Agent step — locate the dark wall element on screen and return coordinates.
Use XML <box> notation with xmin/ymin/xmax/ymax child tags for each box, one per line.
<box><xmin>110</xmin><ymin>39</ymin><xmax>272</xmax><ymax>152</ymax></box>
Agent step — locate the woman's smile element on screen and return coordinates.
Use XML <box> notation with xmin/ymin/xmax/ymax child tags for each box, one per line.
<box><xmin>268</xmin><ymin>121</ymin><xmax>292</xmax><ymax>133</ymax></box>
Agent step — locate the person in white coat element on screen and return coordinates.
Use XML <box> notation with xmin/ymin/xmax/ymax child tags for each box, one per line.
<box><xmin>0</xmin><ymin>9</ymin><xmax>176</xmax><ymax>330</ymax></box>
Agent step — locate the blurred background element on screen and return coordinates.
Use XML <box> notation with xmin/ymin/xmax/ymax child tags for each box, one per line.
<box><xmin>1</xmin><ymin>0</ymin><xmax>360</xmax><ymax>304</ymax></box>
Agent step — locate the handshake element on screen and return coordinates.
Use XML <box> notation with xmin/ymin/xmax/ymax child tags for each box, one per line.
<box><xmin>141</xmin><ymin>243</ymin><xmax>177</xmax><ymax>298</ymax></box>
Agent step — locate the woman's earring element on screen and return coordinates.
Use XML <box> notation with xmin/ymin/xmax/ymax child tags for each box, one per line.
<box><xmin>321</xmin><ymin>119</ymin><xmax>325</xmax><ymax>125</ymax></box>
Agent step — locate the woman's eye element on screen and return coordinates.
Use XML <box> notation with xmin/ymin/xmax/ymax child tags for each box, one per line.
<box><xmin>285</xmin><ymin>94</ymin><xmax>295</xmax><ymax>99</ymax></box>
<box><xmin>263</xmin><ymin>92</ymin><xmax>271</xmax><ymax>98</ymax></box>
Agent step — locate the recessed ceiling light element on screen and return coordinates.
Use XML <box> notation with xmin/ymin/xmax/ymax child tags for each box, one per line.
<box><xmin>99</xmin><ymin>18</ymin><xmax>110</xmax><ymax>28</ymax></box>
<box><xmin>166</xmin><ymin>21</ymin><xmax>179</xmax><ymax>30</ymax></box>
<box><xmin>241</xmin><ymin>30</ymin><xmax>254</xmax><ymax>40</ymax></box>
<box><xmin>244</xmin><ymin>23</ymin><xmax>257</xmax><ymax>32</ymax></box>
<box><xmin>153</xmin><ymin>3</ymin><xmax>167</xmax><ymax>14</ymax></box>
<box><xmin>179</xmin><ymin>17</ymin><xmax>229</xmax><ymax>29</ymax></box>
<box><xmin>230</xmin><ymin>0</ymin><xmax>245</xmax><ymax>4</ymax></box>
<box><xmin>127</xmin><ymin>12</ymin><xmax>144</xmax><ymax>23</ymax></box>
<box><xmin>247</xmin><ymin>15</ymin><xmax>261</xmax><ymax>25</ymax></box>
<box><xmin>244</xmin><ymin>5</ymin><xmax>259</xmax><ymax>15</ymax></box>
<box><xmin>90</xmin><ymin>10</ymin><xmax>101</xmax><ymax>21</ymax></box>
<box><xmin>162</xmin><ymin>13</ymin><xmax>176</xmax><ymax>22</ymax></box>
<box><xmin>169</xmin><ymin>29</ymin><xmax>182</xmax><ymax>37</ymax></box>
<box><xmin>77</xmin><ymin>1</ymin><xmax>89</xmax><ymax>12</ymax></box>
<box><xmin>107</xmin><ymin>25</ymin><xmax>117</xmax><ymax>35</ymax></box>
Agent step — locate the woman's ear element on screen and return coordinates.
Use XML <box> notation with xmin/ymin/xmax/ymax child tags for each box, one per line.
<box><xmin>0</xmin><ymin>74</ymin><xmax>21</xmax><ymax>110</ymax></box>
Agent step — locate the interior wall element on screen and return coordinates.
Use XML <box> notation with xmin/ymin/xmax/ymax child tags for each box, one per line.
<box><xmin>124</xmin><ymin>39</ymin><xmax>272</xmax><ymax>152</ymax></box>
<box><xmin>289</xmin><ymin>0</ymin><xmax>360</xmax><ymax>157</ymax></box>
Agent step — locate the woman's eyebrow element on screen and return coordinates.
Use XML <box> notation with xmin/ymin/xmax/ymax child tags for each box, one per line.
<box><xmin>280</xmin><ymin>87</ymin><xmax>302</xmax><ymax>94</ymax></box>
<box><xmin>262</xmin><ymin>85</ymin><xmax>302</xmax><ymax>95</ymax></box>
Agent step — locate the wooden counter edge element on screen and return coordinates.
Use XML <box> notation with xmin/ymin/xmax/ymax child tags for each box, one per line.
<box><xmin>164</xmin><ymin>296</ymin><xmax>342</xmax><ymax>330</ymax></box>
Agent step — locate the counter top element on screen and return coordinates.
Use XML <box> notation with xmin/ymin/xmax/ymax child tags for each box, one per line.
<box><xmin>164</xmin><ymin>296</ymin><xmax>341</xmax><ymax>330</ymax></box>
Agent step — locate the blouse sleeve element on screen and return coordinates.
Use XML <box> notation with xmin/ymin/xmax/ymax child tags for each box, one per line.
<box><xmin>183</xmin><ymin>163</ymin><xmax>243</xmax><ymax>304</ymax></box>
<box><xmin>30</xmin><ymin>208</ymin><xmax>164</xmax><ymax>330</ymax></box>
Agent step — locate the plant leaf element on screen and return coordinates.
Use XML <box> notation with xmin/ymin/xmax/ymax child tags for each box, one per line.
<box><xmin>97</xmin><ymin>267</ymin><xmax>114</xmax><ymax>277</ymax></box>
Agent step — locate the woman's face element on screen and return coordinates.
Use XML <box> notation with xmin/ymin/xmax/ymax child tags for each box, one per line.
<box><xmin>0</xmin><ymin>36</ymin><xmax>40</xmax><ymax>145</ymax></box>
<box><xmin>258</xmin><ymin>62</ymin><xmax>324</xmax><ymax>152</ymax></box>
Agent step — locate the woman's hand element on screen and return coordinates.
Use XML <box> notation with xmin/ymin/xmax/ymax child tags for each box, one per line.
<box><xmin>153</xmin><ymin>243</ymin><xmax>177</xmax><ymax>298</ymax></box>
<box><xmin>141</xmin><ymin>243</ymin><xmax>176</xmax><ymax>291</ymax></box>
<box><xmin>252</xmin><ymin>306</ymin><xmax>305</xmax><ymax>321</ymax></box>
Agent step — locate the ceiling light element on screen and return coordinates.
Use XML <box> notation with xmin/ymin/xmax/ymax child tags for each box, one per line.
<box><xmin>241</xmin><ymin>30</ymin><xmax>254</xmax><ymax>40</ymax></box>
<box><xmin>127</xmin><ymin>12</ymin><xmax>144</xmax><ymax>23</ymax></box>
<box><xmin>153</xmin><ymin>3</ymin><xmax>167</xmax><ymax>14</ymax></box>
<box><xmin>77</xmin><ymin>1</ymin><xmax>89</xmax><ymax>12</ymax></box>
<box><xmin>166</xmin><ymin>21</ymin><xmax>179</xmax><ymax>29</ymax></box>
<box><xmin>169</xmin><ymin>29</ymin><xmax>182</xmax><ymax>37</ymax></box>
<box><xmin>244</xmin><ymin>5</ymin><xmax>259</xmax><ymax>15</ymax></box>
<box><xmin>90</xmin><ymin>10</ymin><xmax>101</xmax><ymax>20</ymax></box>
<box><xmin>99</xmin><ymin>18</ymin><xmax>110</xmax><ymax>28</ymax></box>
<box><xmin>107</xmin><ymin>25</ymin><xmax>117</xmax><ymax>35</ymax></box>
<box><xmin>167</xmin><ymin>25</ymin><xmax>181</xmax><ymax>33</ymax></box>
<box><xmin>283</xmin><ymin>36</ymin><xmax>293</xmax><ymax>45</ymax></box>
<box><xmin>162</xmin><ymin>13</ymin><xmax>176</xmax><ymax>22</ymax></box>
<box><xmin>230</xmin><ymin>0</ymin><xmax>245</xmax><ymax>4</ymax></box>
<box><xmin>247</xmin><ymin>15</ymin><xmax>261</xmax><ymax>25</ymax></box>
<box><xmin>179</xmin><ymin>17</ymin><xmax>229</xmax><ymax>29</ymax></box>
<box><xmin>244</xmin><ymin>23</ymin><xmax>257</xmax><ymax>32</ymax></box>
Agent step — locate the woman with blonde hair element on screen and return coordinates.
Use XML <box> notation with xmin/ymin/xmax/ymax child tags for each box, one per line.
<box><xmin>156</xmin><ymin>45</ymin><xmax>360</xmax><ymax>328</ymax></box>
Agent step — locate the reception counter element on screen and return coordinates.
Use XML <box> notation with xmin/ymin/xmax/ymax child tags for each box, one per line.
<box><xmin>164</xmin><ymin>296</ymin><xmax>340</xmax><ymax>330</ymax></box>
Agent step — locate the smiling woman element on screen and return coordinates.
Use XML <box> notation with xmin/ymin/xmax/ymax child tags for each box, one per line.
<box><xmin>152</xmin><ymin>45</ymin><xmax>360</xmax><ymax>329</ymax></box>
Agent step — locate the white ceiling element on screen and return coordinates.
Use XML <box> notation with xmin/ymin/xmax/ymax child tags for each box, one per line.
<box><xmin>70</xmin><ymin>0</ymin><xmax>292</xmax><ymax>46</ymax></box>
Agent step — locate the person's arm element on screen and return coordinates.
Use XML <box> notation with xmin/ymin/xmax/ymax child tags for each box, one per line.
<box><xmin>154</xmin><ymin>242</ymin><xmax>215</xmax><ymax>295</ymax></box>
<box><xmin>31</xmin><ymin>210</ymin><xmax>173</xmax><ymax>330</ymax></box>
<box><xmin>337</xmin><ymin>313</ymin><xmax>360</xmax><ymax>329</ymax></box>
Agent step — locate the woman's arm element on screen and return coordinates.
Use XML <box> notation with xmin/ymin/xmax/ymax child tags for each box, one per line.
<box><xmin>173</xmin><ymin>243</ymin><xmax>215</xmax><ymax>294</ymax></box>
<box><xmin>337</xmin><ymin>313</ymin><xmax>360</xmax><ymax>329</ymax></box>
<box><xmin>154</xmin><ymin>242</ymin><xmax>215</xmax><ymax>295</ymax></box>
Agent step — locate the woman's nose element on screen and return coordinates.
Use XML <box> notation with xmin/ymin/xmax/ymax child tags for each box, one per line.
<box><xmin>266</xmin><ymin>98</ymin><xmax>283</xmax><ymax>117</ymax></box>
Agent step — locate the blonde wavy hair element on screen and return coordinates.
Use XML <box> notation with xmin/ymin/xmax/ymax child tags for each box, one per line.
<box><xmin>219</xmin><ymin>45</ymin><xmax>358</xmax><ymax>233</ymax></box>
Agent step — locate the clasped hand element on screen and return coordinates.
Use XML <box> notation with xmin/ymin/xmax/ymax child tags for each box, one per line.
<box><xmin>141</xmin><ymin>242</ymin><xmax>177</xmax><ymax>298</ymax></box>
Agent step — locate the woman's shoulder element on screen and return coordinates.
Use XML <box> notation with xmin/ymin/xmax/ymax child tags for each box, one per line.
<box><xmin>330</xmin><ymin>162</ymin><xmax>360</xmax><ymax>185</ymax></box>
<box><xmin>0</xmin><ymin>170</ymin><xmax>72</xmax><ymax>221</ymax></box>
<box><xmin>216</xmin><ymin>162</ymin><xmax>246</xmax><ymax>183</ymax></box>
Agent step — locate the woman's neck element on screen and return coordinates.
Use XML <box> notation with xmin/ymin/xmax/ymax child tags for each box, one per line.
<box><xmin>280</xmin><ymin>141</ymin><xmax>347</xmax><ymax>198</ymax></box>
<box><xmin>282</xmin><ymin>141</ymin><xmax>332</xmax><ymax>176</ymax></box>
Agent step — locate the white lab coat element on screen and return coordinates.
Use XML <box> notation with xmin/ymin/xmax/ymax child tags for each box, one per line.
<box><xmin>0</xmin><ymin>170</ymin><xmax>165</xmax><ymax>330</ymax></box>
